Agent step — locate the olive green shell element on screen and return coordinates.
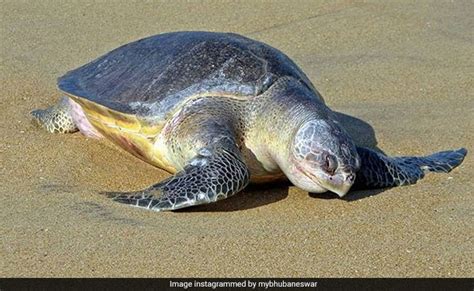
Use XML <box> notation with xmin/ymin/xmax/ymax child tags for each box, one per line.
<box><xmin>58</xmin><ymin>31</ymin><xmax>315</xmax><ymax>121</ymax></box>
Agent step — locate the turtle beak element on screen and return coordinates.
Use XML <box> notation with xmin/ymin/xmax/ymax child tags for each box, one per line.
<box><xmin>328</xmin><ymin>183</ymin><xmax>352</xmax><ymax>197</ymax></box>
<box><xmin>322</xmin><ymin>173</ymin><xmax>355</xmax><ymax>198</ymax></box>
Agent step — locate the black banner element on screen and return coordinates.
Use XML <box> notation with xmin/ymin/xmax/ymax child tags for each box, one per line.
<box><xmin>0</xmin><ymin>278</ymin><xmax>472</xmax><ymax>291</ymax></box>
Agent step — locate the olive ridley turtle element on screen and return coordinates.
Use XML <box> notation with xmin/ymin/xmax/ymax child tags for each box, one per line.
<box><xmin>32</xmin><ymin>31</ymin><xmax>467</xmax><ymax>211</ymax></box>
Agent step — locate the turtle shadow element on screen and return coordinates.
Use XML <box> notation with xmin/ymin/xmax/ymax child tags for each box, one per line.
<box><xmin>176</xmin><ymin>181</ymin><xmax>290</xmax><ymax>212</ymax></box>
<box><xmin>182</xmin><ymin>182</ymin><xmax>387</xmax><ymax>213</ymax></box>
<box><xmin>332</xmin><ymin>111</ymin><xmax>383</xmax><ymax>153</ymax></box>
<box><xmin>51</xmin><ymin>182</ymin><xmax>384</xmax><ymax>213</ymax></box>
<box><xmin>309</xmin><ymin>188</ymin><xmax>388</xmax><ymax>201</ymax></box>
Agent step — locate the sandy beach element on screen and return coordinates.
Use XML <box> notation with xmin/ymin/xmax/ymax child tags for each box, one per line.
<box><xmin>1</xmin><ymin>0</ymin><xmax>473</xmax><ymax>277</ymax></box>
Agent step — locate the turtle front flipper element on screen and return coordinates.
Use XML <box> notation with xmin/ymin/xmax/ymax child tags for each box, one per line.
<box><xmin>107</xmin><ymin>141</ymin><xmax>250</xmax><ymax>211</ymax></box>
<box><xmin>353</xmin><ymin>147</ymin><xmax>467</xmax><ymax>190</ymax></box>
<box><xmin>31</xmin><ymin>96</ymin><xmax>78</xmax><ymax>133</ymax></box>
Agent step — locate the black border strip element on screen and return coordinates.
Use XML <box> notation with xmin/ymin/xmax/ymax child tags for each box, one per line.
<box><xmin>0</xmin><ymin>278</ymin><xmax>472</xmax><ymax>291</ymax></box>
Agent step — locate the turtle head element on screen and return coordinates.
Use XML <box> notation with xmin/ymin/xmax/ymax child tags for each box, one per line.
<box><xmin>287</xmin><ymin>119</ymin><xmax>360</xmax><ymax>197</ymax></box>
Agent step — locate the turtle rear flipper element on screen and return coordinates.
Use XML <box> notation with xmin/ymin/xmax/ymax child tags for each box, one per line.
<box><xmin>107</xmin><ymin>140</ymin><xmax>250</xmax><ymax>211</ymax></box>
<box><xmin>353</xmin><ymin>147</ymin><xmax>467</xmax><ymax>190</ymax></box>
<box><xmin>31</xmin><ymin>97</ymin><xmax>78</xmax><ymax>134</ymax></box>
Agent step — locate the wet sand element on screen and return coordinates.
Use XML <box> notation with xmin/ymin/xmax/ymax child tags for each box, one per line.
<box><xmin>1</xmin><ymin>0</ymin><xmax>473</xmax><ymax>277</ymax></box>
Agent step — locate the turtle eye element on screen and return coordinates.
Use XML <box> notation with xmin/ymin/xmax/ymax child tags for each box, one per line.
<box><xmin>323</xmin><ymin>154</ymin><xmax>337</xmax><ymax>175</ymax></box>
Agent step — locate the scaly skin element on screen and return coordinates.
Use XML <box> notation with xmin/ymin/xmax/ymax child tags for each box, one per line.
<box><xmin>353</xmin><ymin>147</ymin><xmax>467</xmax><ymax>189</ymax></box>
<box><xmin>31</xmin><ymin>97</ymin><xmax>78</xmax><ymax>134</ymax></box>
<box><xmin>109</xmin><ymin>140</ymin><xmax>250</xmax><ymax>211</ymax></box>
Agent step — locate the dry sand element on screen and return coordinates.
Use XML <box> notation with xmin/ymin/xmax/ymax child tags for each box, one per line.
<box><xmin>1</xmin><ymin>0</ymin><xmax>473</xmax><ymax>277</ymax></box>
